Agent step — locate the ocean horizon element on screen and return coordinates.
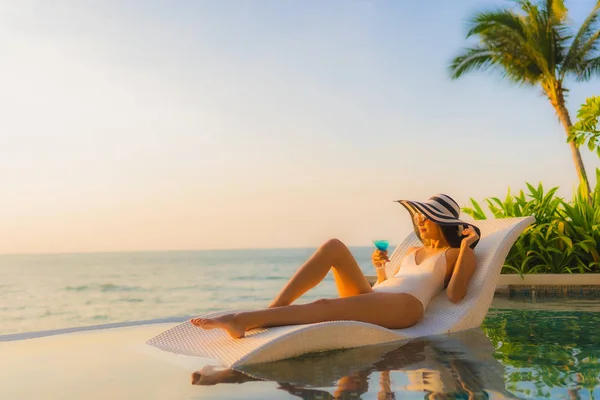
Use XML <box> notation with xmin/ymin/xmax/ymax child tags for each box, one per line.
<box><xmin>0</xmin><ymin>244</ymin><xmax>392</xmax><ymax>256</ymax></box>
<box><xmin>1</xmin><ymin>246</ymin><xmax>389</xmax><ymax>336</ymax></box>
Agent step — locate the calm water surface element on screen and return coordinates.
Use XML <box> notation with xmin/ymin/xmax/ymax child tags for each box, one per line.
<box><xmin>2</xmin><ymin>249</ymin><xmax>599</xmax><ymax>398</ymax></box>
<box><xmin>0</xmin><ymin>248</ymin><xmax>368</xmax><ymax>335</ymax></box>
<box><xmin>188</xmin><ymin>306</ymin><xmax>600</xmax><ymax>400</ymax></box>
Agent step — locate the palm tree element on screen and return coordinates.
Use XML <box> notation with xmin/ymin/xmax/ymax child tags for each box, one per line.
<box><xmin>450</xmin><ymin>0</ymin><xmax>600</xmax><ymax>192</ymax></box>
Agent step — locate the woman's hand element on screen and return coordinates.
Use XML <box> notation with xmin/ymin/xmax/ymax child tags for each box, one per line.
<box><xmin>372</xmin><ymin>249</ymin><xmax>389</xmax><ymax>269</ymax></box>
<box><xmin>461</xmin><ymin>227</ymin><xmax>479</xmax><ymax>248</ymax></box>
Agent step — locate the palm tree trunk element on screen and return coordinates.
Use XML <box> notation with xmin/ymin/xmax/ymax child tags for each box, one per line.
<box><xmin>547</xmin><ymin>84</ymin><xmax>591</xmax><ymax>193</ymax></box>
<box><xmin>555</xmin><ymin>103</ymin><xmax>591</xmax><ymax>193</ymax></box>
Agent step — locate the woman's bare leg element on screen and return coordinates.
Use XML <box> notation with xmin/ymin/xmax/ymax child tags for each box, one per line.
<box><xmin>192</xmin><ymin>292</ymin><xmax>423</xmax><ymax>338</ymax></box>
<box><xmin>269</xmin><ymin>238</ymin><xmax>372</xmax><ymax>307</ymax></box>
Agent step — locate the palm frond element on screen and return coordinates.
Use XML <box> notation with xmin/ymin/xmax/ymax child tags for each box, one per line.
<box><xmin>451</xmin><ymin>0</ymin><xmax>600</xmax><ymax>90</ymax></box>
<box><xmin>466</xmin><ymin>9</ymin><xmax>527</xmax><ymax>39</ymax></box>
<box><xmin>498</xmin><ymin>48</ymin><xmax>546</xmax><ymax>84</ymax></box>
<box><xmin>561</xmin><ymin>3</ymin><xmax>600</xmax><ymax>78</ymax></box>
<box><xmin>458</xmin><ymin>7</ymin><xmax>552</xmax><ymax>82</ymax></box>
<box><xmin>547</xmin><ymin>0</ymin><xmax>568</xmax><ymax>23</ymax></box>
<box><xmin>449</xmin><ymin>43</ymin><xmax>541</xmax><ymax>85</ymax></box>
<box><xmin>449</xmin><ymin>47</ymin><xmax>497</xmax><ymax>79</ymax></box>
<box><xmin>528</xmin><ymin>1</ymin><xmax>556</xmax><ymax>73</ymax></box>
<box><xmin>577</xmin><ymin>55</ymin><xmax>600</xmax><ymax>81</ymax></box>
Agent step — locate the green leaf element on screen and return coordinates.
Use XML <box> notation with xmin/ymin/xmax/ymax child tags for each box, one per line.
<box><xmin>550</xmin><ymin>0</ymin><xmax>568</xmax><ymax>21</ymax></box>
<box><xmin>503</xmin><ymin>264</ymin><xmax>525</xmax><ymax>277</ymax></box>
<box><xmin>471</xmin><ymin>198</ymin><xmax>486</xmax><ymax>219</ymax></box>
<box><xmin>570</xmin><ymin>96</ymin><xmax>600</xmax><ymax>153</ymax></box>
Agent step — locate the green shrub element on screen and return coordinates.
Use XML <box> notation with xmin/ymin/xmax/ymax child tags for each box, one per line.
<box><xmin>462</xmin><ymin>173</ymin><xmax>600</xmax><ymax>274</ymax></box>
<box><xmin>560</xmin><ymin>171</ymin><xmax>600</xmax><ymax>272</ymax></box>
<box><xmin>569</xmin><ymin>96</ymin><xmax>600</xmax><ymax>158</ymax></box>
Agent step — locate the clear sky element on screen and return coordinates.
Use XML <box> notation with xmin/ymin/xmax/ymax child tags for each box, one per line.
<box><xmin>1</xmin><ymin>0</ymin><xmax>598</xmax><ymax>254</ymax></box>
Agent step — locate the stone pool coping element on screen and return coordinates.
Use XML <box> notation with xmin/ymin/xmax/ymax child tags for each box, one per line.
<box><xmin>495</xmin><ymin>274</ymin><xmax>600</xmax><ymax>297</ymax></box>
<box><xmin>496</xmin><ymin>273</ymin><xmax>600</xmax><ymax>285</ymax></box>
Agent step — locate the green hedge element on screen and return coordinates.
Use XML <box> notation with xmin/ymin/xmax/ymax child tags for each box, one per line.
<box><xmin>462</xmin><ymin>170</ymin><xmax>600</xmax><ymax>274</ymax></box>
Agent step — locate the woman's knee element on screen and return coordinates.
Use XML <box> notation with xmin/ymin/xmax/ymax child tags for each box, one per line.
<box><xmin>312</xmin><ymin>298</ymin><xmax>331</xmax><ymax>306</ymax></box>
<box><xmin>320</xmin><ymin>238</ymin><xmax>348</xmax><ymax>254</ymax></box>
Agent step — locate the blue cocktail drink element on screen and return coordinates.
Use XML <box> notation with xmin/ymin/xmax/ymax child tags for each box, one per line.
<box><xmin>372</xmin><ymin>239</ymin><xmax>389</xmax><ymax>251</ymax></box>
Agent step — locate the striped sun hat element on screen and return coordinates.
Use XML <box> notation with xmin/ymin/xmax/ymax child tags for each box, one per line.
<box><xmin>395</xmin><ymin>193</ymin><xmax>481</xmax><ymax>249</ymax></box>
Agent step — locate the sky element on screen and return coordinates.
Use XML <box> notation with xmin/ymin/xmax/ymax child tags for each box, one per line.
<box><xmin>0</xmin><ymin>0</ymin><xmax>599</xmax><ymax>254</ymax></box>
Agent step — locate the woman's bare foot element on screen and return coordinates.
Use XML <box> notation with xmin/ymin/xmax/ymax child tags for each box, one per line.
<box><xmin>190</xmin><ymin>314</ymin><xmax>246</xmax><ymax>339</ymax></box>
<box><xmin>191</xmin><ymin>368</ymin><xmax>260</xmax><ymax>385</ymax></box>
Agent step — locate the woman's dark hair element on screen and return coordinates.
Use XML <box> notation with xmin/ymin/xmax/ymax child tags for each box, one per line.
<box><xmin>439</xmin><ymin>225</ymin><xmax>464</xmax><ymax>248</ymax></box>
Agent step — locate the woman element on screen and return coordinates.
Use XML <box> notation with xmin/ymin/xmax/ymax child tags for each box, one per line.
<box><xmin>191</xmin><ymin>194</ymin><xmax>481</xmax><ymax>339</ymax></box>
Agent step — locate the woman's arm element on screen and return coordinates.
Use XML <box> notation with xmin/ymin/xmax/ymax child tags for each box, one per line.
<box><xmin>445</xmin><ymin>245</ymin><xmax>476</xmax><ymax>303</ymax></box>
<box><xmin>372</xmin><ymin>249</ymin><xmax>389</xmax><ymax>284</ymax></box>
<box><xmin>445</xmin><ymin>228</ymin><xmax>479</xmax><ymax>303</ymax></box>
<box><xmin>375</xmin><ymin>265</ymin><xmax>388</xmax><ymax>285</ymax></box>
<box><xmin>374</xmin><ymin>247</ymin><xmax>418</xmax><ymax>285</ymax></box>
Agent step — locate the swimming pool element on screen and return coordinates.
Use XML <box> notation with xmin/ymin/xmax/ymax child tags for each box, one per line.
<box><xmin>188</xmin><ymin>298</ymin><xmax>600</xmax><ymax>399</ymax></box>
<box><xmin>1</xmin><ymin>297</ymin><xmax>598</xmax><ymax>399</ymax></box>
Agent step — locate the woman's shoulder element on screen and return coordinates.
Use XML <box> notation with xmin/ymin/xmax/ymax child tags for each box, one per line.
<box><xmin>406</xmin><ymin>246</ymin><xmax>421</xmax><ymax>254</ymax></box>
<box><xmin>445</xmin><ymin>246</ymin><xmax>477</xmax><ymax>265</ymax></box>
<box><xmin>445</xmin><ymin>247</ymin><xmax>461</xmax><ymax>264</ymax></box>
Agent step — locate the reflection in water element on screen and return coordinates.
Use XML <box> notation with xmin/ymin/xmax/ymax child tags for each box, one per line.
<box><xmin>192</xmin><ymin>328</ymin><xmax>518</xmax><ymax>399</ymax></box>
<box><xmin>482</xmin><ymin>308</ymin><xmax>600</xmax><ymax>399</ymax></box>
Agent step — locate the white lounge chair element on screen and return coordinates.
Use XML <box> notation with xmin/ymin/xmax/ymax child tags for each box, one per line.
<box><xmin>147</xmin><ymin>216</ymin><xmax>534</xmax><ymax>367</ymax></box>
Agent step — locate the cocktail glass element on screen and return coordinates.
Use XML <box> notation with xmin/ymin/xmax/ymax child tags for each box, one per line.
<box><xmin>372</xmin><ymin>239</ymin><xmax>389</xmax><ymax>252</ymax></box>
<box><xmin>372</xmin><ymin>239</ymin><xmax>389</xmax><ymax>269</ymax></box>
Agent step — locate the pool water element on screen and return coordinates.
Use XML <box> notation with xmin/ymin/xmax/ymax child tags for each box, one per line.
<box><xmin>189</xmin><ymin>303</ymin><xmax>600</xmax><ymax>399</ymax></box>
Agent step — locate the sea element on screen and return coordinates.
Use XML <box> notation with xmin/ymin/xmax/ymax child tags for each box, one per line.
<box><xmin>0</xmin><ymin>247</ymin><xmax>380</xmax><ymax>336</ymax></box>
<box><xmin>4</xmin><ymin>247</ymin><xmax>600</xmax><ymax>399</ymax></box>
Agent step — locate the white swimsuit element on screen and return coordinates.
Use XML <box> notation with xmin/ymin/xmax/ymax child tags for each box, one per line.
<box><xmin>372</xmin><ymin>249</ymin><xmax>448</xmax><ymax>310</ymax></box>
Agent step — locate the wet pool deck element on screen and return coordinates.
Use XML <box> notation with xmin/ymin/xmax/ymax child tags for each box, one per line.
<box><xmin>0</xmin><ymin>323</ymin><xmax>245</xmax><ymax>400</ymax></box>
